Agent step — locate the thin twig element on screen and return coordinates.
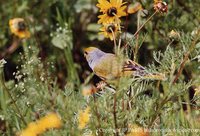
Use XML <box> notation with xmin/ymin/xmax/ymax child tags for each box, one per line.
<box><xmin>0</xmin><ymin>69</ymin><xmax>27</xmax><ymax>125</ymax></box>
<box><xmin>124</xmin><ymin>3</ymin><xmax>129</xmax><ymax>45</ymax></box>
<box><xmin>93</xmin><ymin>96</ymin><xmax>103</xmax><ymax>136</ymax></box>
<box><xmin>0</xmin><ymin>38</ymin><xmax>21</xmax><ymax>59</ymax></box>
<box><xmin>173</xmin><ymin>30</ymin><xmax>200</xmax><ymax>84</ymax></box>
<box><xmin>110</xmin><ymin>28</ymin><xmax>117</xmax><ymax>53</ymax></box>
<box><xmin>126</xmin><ymin>86</ymin><xmax>132</xmax><ymax>111</ymax></box>
<box><xmin>148</xmin><ymin>96</ymin><xmax>169</xmax><ymax>127</ymax></box>
<box><xmin>134</xmin><ymin>10</ymin><xmax>141</xmax><ymax>61</ymax></box>
<box><xmin>113</xmin><ymin>93</ymin><xmax>119</xmax><ymax>136</ymax></box>
<box><xmin>133</xmin><ymin>11</ymin><xmax>158</xmax><ymax>37</ymax></box>
<box><xmin>113</xmin><ymin>14</ymin><xmax>123</xmax><ymax>54</ymax></box>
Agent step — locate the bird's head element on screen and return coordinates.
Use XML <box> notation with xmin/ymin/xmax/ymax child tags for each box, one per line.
<box><xmin>83</xmin><ymin>47</ymin><xmax>105</xmax><ymax>68</ymax></box>
<box><xmin>83</xmin><ymin>47</ymin><xmax>101</xmax><ymax>60</ymax></box>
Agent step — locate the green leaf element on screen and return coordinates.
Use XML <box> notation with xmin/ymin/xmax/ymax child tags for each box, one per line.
<box><xmin>51</xmin><ymin>34</ymin><xmax>67</xmax><ymax>49</ymax></box>
<box><xmin>74</xmin><ymin>0</ymin><xmax>93</xmax><ymax>13</ymax></box>
<box><xmin>87</xmin><ymin>23</ymin><xmax>101</xmax><ymax>32</ymax></box>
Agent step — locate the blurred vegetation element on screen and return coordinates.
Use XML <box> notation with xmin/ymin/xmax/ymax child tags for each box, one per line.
<box><xmin>0</xmin><ymin>0</ymin><xmax>200</xmax><ymax>136</ymax></box>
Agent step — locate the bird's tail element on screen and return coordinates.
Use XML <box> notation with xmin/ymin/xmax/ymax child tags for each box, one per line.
<box><xmin>123</xmin><ymin>59</ymin><xmax>166</xmax><ymax>80</ymax></box>
<box><xmin>140</xmin><ymin>72</ymin><xmax>166</xmax><ymax>80</ymax></box>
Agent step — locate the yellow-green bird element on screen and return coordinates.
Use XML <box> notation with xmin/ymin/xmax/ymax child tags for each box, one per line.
<box><xmin>84</xmin><ymin>47</ymin><xmax>165</xmax><ymax>81</ymax></box>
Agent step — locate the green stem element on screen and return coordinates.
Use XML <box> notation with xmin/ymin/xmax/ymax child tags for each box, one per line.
<box><xmin>0</xmin><ymin>68</ymin><xmax>27</xmax><ymax>125</ymax></box>
<box><xmin>133</xmin><ymin>10</ymin><xmax>141</xmax><ymax>61</ymax></box>
<box><xmin>113</xmin><ymin>93</ymin><xmax>118</xmax><ymax>136</ymax></box>
<box><xmin>110</xmin><ymin>28</ymin><xmax>117</xmax><ymax>54</ymax></box>
<box><xmin>64</xmin><ymin>48</ymin><xmax>80</xmax><ymax>85</ymax></box>
<box><xmin>93</xmin><ymin>96</ymin><xmax>103</xmax><ymax>136</ymax></box>
<box><xmin>133</xmin><ymin>11</ymin><xmax>158</xmax><ymax>37</ymax></box>
<box><xmin>173</xmin><ymin>29</ymin><xmax>200</xmax><ymax>84</ymax></box>
<box><xmin>148</xmin><ymin>96</ymin><xmax>169</xmax><ymax>127</ymax></box>
<box><xmin>22</xmin><ymin>40</ymin><xmax>29</xmax><ymax>59</ymax></box>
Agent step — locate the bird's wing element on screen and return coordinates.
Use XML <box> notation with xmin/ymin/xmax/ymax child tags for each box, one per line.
<box><xmin>93</xmin><ymin>54</ymin><xmax>123</xmax><ymax>80</ymax></box>
<box><xmin>123</xmin><ymin>59</ymin><xmax>166</xmax><ymax>80</ymax></box>
<box><xmin>93</xmin><ymin>54</ymin><xmax>165</xmax><ymax>80</ymax></box>
<box><xmin>122</xmin><ymin>59</ymin><xmax>146</xmax><ymax>77</ymax></box>
<box><xmin>123</xmin><ymin>59</ymin><xmax>145</xmax><ymax>71</ymax></box>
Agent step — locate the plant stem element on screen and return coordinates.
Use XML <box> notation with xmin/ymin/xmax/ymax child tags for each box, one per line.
<box><xmin>133</xmin><ymin>11</ymin><xmax>158</xmax><ymax>37</ymax></box>
<box><xmin>133</xmin><ymin>10</ymin><xmax>141</xmax><ymax>61</ymax></box>
<box><xmin>110</xmin><ymin>28</ymin><xmax>117</xmax><ymax>54</ymax></box>
<box><xmin>93</xmin><ymin>96</ymin><xmax>103</xmax><ymax>136</ymax></box>
<box><xmin>173</xmin><ymin>29</ymin><xmax>200</xmax><ymax>84</ymax></box>
<box><xmin>127</xmin><ymin>87</ymin><xmax>132</xmax><ymax>111</ymax></box>
<box><xmin>64</xmin><ymin>48</ymin><xmax>80</xmax><ymax>86</ymax></box>
<box><xmin>0</xmin><ymin>38</ymin><xmax>20</xmax><ymax>59</ymax></box>
<box><xmin>113</xmin><ymin>93</ymin><xmax>119</xmax><ymax>136</ymax></box>
<box><xmin>0</xmin><ymin>68</ymin><xmax>27</xmax><ymax>125</ymax></box>
<box><xmin>148</xmin><ymin>96</ymin><xmax>169</xmax><ymax>127</ymax></box>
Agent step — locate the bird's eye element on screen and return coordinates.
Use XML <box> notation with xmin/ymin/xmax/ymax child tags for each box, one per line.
<box><xmin>84</xmin><ymin>51</ymin><xmax>88</xmax><ymax>55</ymax></box>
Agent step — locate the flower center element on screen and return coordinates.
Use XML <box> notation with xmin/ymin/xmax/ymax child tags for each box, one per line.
<box><xmin>18</xmin><ymin>21</ymin><xmax>26</xmax><ymax>31</ymax></box>
<box><xmin>107</xmin><ymin>7</ymin><xmax>117</xmax><ymax>17</ymax></box>
<box><xmin>106</xmin><ymin>24</ymin><xmax>116</xmax><ymax>33</ymax></box>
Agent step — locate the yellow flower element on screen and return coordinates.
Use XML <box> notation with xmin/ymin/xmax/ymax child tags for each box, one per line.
<box><xmin>36</xmin><ymin>112</ymin><xmax>62</xmax><ymax>132</ymax></box>
<box><xmin>99</xmin><ymin>22</ymin><xmax>120</xmax><ymax>40</ymax></box>
<box><xmin>20</xmin><ymin>123</ymin><xmax>38</xmax><ymax>136</ymax></box>
<box><xmin>97</xmin><ymin>0</ymin><xmax>127</xmax><ymax>24</ymax></box>
<box><xmin>126</xmin><ymin>124</ymin><xmax>149</xmax><ymax>136</ymax></box>
<box><xmin>78</xmin><ymin>106</ymin><xmax>91</xmax><ymax>129</ymax></box>
<box><xmin>9</xmin><ymin>18</ymin><xmax>30</xmax><ymax>38</ymax></box>
<box><xmin>19</xmin><ymin>113</ymin><xmax>62</xmax><ymax>136</ymax></box>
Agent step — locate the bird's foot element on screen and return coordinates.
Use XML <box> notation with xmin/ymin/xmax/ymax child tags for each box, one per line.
<box><xmin>96</xmin><ymin>81</ymin><xmax>107</xmax><ymax>90</ymax></box>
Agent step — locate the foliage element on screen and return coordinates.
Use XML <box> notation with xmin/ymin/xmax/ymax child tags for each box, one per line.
<box><xmin>0</xmin><ymin>0</ymin><xmax>200</xmax><ymax>136</ymax></box>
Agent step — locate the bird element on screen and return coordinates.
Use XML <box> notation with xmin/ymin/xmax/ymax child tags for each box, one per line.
<box><xmin>83</xmin><ymin>47</ymin><xmax>165</xmax><ymax>81</ymax></box>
